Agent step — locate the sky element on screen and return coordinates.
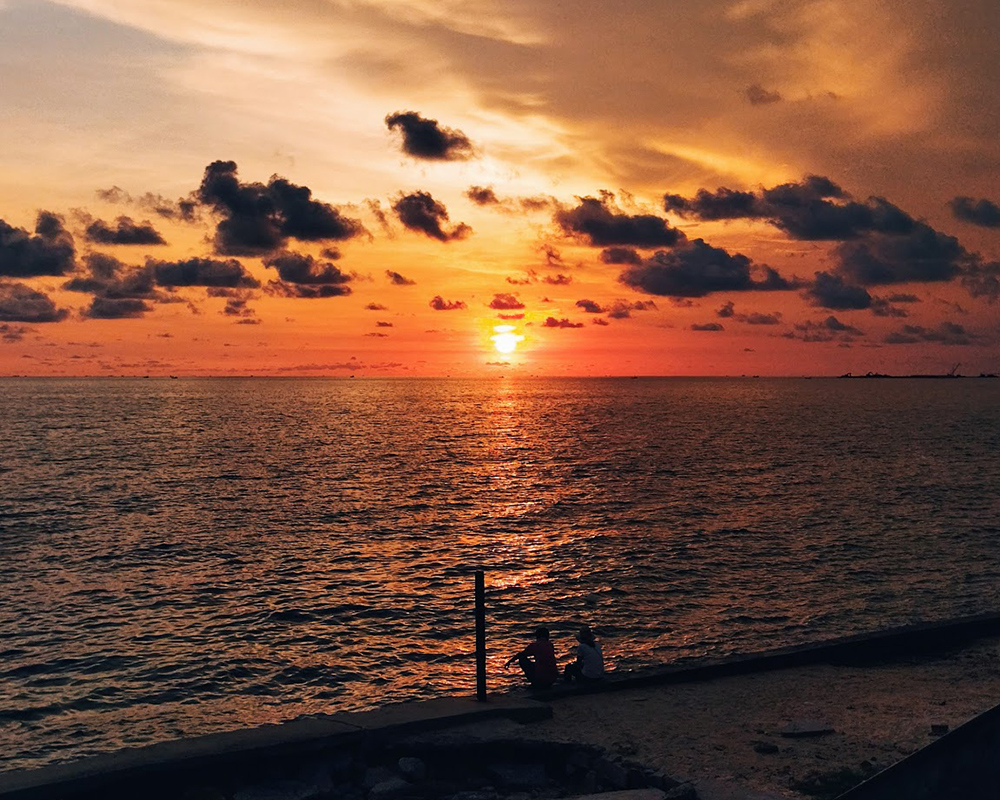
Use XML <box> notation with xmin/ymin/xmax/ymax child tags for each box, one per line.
<box><xmin>1</xmin><ymin>0</ymin><xmax>998</xmax><ymax>377</ymax></box>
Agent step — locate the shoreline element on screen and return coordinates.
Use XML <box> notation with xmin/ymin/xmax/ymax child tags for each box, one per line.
<box><xmin>6</xmin><ymin>613</ymin><xmax>1000</xmax><ymax>799</ymax></box>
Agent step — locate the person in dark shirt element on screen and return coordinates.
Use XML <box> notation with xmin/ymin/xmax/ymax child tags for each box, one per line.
<box><xmin>504</xmin><ymin>626</ymin><xmax>560</xmax><ymax>688</ymax></box>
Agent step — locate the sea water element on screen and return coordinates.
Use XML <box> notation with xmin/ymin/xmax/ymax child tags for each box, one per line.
<box><xmin>1</xmin><ymin>377</ymin><xmax>998</xmax><ymax>771</ymax></box>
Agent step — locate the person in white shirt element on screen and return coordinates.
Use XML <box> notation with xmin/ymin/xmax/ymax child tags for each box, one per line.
<box><xmin>563</xmin><ymin>624</ymin><xmax>604</xmax><ymax>683</ymax></box>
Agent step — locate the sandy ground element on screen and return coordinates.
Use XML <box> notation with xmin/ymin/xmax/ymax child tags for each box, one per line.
<box><xmin>525</xmin><ymin>636</ymin><xmax>1000</xmax><ymax>799</ymax></box>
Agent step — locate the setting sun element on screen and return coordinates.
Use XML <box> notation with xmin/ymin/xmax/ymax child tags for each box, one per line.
<box><xmin>491</xmin><ymin>325</ymin><xmax>524</xmax><ymax>355</ymax></box>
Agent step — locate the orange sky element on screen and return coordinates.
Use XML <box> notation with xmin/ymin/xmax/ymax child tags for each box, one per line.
<box><xmin>1</xmin><ymin>0</ymin><xmax>998</xmax><ymax>376</ymax></box>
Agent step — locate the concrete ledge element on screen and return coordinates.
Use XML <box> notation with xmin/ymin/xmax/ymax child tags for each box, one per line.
<box><xmin>0</xmin><ymin>696</ymin><xmax>550</xmax><ymax>800</ymax></box>
<box><xmin>532</xmin><ymin>612</ymin><xmax>1000</xmax><ymax>701</ymax></box>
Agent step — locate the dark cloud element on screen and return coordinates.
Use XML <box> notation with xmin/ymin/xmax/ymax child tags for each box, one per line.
<box><xmin>870</xmin><ymin>298</ymin><xmax>909</xmax><ymax>318</ymax></box>
<box><xmin>886</xmin><ymin>293</ymin><xmax>921</xmax><ymax>303</ymax></box>
<box><xmin>506</xmin><ymin>271</ymin><xmax>536</xmax><ymax>285</ymax></box>
<box><xmin>557</xmin><ymin>196</ymin><xmax>683</xmax><ymax>248</ymax></box>
<box><xmin>0</xmin><ymin>282</ymin><xmax>69</xmax><ymax>322</ymax></box>
<box><xmin>466</xmin><ymin>186</ymin><xmax>500</xmax><ymax>205</ymax></box>
<box><xmin>618</xmin><ymin>239</ymin><xmax>777</xmax><ymax>297</ymax></box>
<box><xmin>263</xmin><ymin>252</ymin><xmax>352</xmax><ymax>286</ymax></box>
<box><xmin>962</xmin><ymin>261</ymin><xmax>1000</xmax><ymax>302</ymax></box>
<box><xmin>543</xmin><ymin>274</ymin><xmax>572</xmax><ymax>285</ymax></box>
<box><xmin>785</xmin><ymin>316</ymin><xmax>864</xmax><ymax>342</ymax></box>
<box><xmin>745</xmin><ymin>84</ymin><xmax>783</xmax><ymax>105</ymax></box>
<box><xmin>592</xmin><ymin>318</ymin><xmax>610</xmax><ymax>326</ymax></box>
<box><xmin>665</xmin><ymin>176</ymin><xmax>920</xmax><ymax>242</ymax></box>
<box><xmin>385</xmin><ymin>111</ymin><xmax>475</xmax><ymax>161</ymax></box>
<box><xmin>576</xmin><ymin>299</ymin><xmax>604</xmax><ymax>313</ymax></box>
<box><xmin>320</xmin><ymin>247</ymin><xmax>341</xmax><ymax>260</ymax></box>
<box><xmin>366</xmin><ymin>302</ymin><xmax>389</xmax><ymax>311</ymax></box>
<box><xmin>386</xmin><ymin>270</ymin><xmax>416</xmax><ymax>285</ymax></box>
<box><xmin>600</xmin><ymin>247</ymin><xmax>642</xmax><ymax>265</ymax></box>
<box><xmin>63</xmin><ymin>253</ymin><xmax>159</xmax><ymax>301</ymax></box>
<box><xmin>540</xmin><ymin>244</ymin><xmax>563</xmax><ymax>265</ymax></box>
<box><xmin>83</xmin><ymin>297</ymin><xmax>152</xmax><ymax>319</ymax></box>
<box><xmin>542</xmin><ymin>317</ymin><xmax>584</xmax><ymax>328</ymax></box>
<box><xmin>0</xmin><ymin>212</ymin><xmax>75</xmax><ymax>277</ymax></box>
<box><xmin>221</xmin><ymin>298</ymin><xmax>256</xmax><ymax>319</ymax></box>
<box><xmin>197</xmin><ymin>160</ymin><xmax>365</xmax><ymax>255</ymax></box>
<box><xmin>84</xmin><ymin>216</ymin><xmax>166</xmax><ymax>245</ymax></box>
<box><xmin>1</xmin><ymin>322</ymin><xmax>31</xmax><ymax>342</ymax></box>
<box><xmin>429</xmin><ymin>295</ymin><xmax>466</xmax><ymax>311</ymax></box>
<box><xmin>392</xmin><ymin>192</ymin><xmax>471</xmax><ymax>242</ymax></box>
<box><xmin>489</xmin><ymin>293</ymin><xmax>525</xmax><ymax>310</ymax></box>
<box><xmin>804</xmin><ymin>272</ymin><xmax>872</xmax><ymax>309</ymax></box>
<box><xmin>97</xmin><ymin>187</ymin><xmax>198</xmax><ymax>221</ymax></box>
<box><xmin>950</xmin><ymin>196</ymin><xmax>1000</xmax><ymax>228</ymax></box>
<box><xmin>884</xmin><ymin>322</ymin><xmax>974</xmax><ymax>346</ymax></box>
<box><xmin>375</xmin><ymin>321</ymin><xmax>393</xmax><ymax>328</ymax></box>
<box><xmin>717</xmin><ymin>301</ymin><xmax>735</xmax><ymax>318</ymax></box>
<box><xmin>834</xmin><ymin>223</ymin><xmax>966</xmax><ymax>285</ymax></box>
<box><xmin>691</xmin><ymin>322</ymin><xmax>724</xmax><ymax>331</ymax></box>
<box><xmin>741</xmin><ymin>312</ymin><xmax>782</xmax><ymax>325</ymax></box>
<box><xmin>607</xmin><ymin>299</ymin><xmax>657</xmax><ymax>319</ymax></box>
<box><xmin>150</xmin><ymin>256</ymin><xmax>260</xmax><ymax>288</ymax></box>
<box><xmin>497</xmin><ymin>312</ymin><xmax>524</xmax><ymax>320</ymax></box>
<box><xmin>265</xmin><ymin>280</ymin><xmax>351</xmax><ymax>298</ymax></box>
<box><xmin>366</xmin><ymin>332</ymin><xmax>389</xmax><ymax>338</ymax></box>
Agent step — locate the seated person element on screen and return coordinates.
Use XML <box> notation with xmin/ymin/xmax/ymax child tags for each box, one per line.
<box><xmin>504</xmin><ymin>626</ymin><xmax>560</xmax><ymax>689</ymax></box>
<box><xmin>563</xmin><ymin>625</ymin><xmax>604</xmax><ymax>683</ymax></box>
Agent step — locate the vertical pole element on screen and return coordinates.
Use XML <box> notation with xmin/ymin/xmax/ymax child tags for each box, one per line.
<box><xmin>475</xmin><ymin>569</ymin><xmax>487</xmax><ymax>701</ymax></box>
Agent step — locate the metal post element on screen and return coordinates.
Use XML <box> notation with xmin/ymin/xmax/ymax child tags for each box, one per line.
<box><xmin>475</xmin><ymin>569</ymin><xmax>487</xmax><ymax>701</ymax></box>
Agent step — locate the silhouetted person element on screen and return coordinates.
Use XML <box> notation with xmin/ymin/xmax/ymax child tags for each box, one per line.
<box><xmin>504</xmin><ymin>626</ymin><xmax>560</xmax><ymax>689</ymax></box>
<box><xmin>563</xmin><ymin>625</ymin><xmax>604</xmax><ymax>683</ymax></box>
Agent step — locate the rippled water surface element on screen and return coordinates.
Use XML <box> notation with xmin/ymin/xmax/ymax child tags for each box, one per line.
<box><xmin>1</xmin><ymin>377</ymin><xmax>999</xmax><ymax>772</ymax></box>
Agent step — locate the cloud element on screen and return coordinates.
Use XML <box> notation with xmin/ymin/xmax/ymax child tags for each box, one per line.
<box><xmin>542</xmin><ymin>317</ymin><xmax>584</xmax><ymax>328</ymax></box>
<box><xmin>497</xmin><ymin>312</ymin><xmax>524</xmax><ymax>320</ymax></box>
<box><xmin>0</xmin><ymin>282</ymin><xmax>69</xmax><ymax>322</ymax></box>
<box><xmin>149</xmin><ymin>256</ymin><xmax>260</xmax><ymax>288</ymax></box>
<box><xmin>385</xmin><ymin>111</ymin><xmax>475</xmax><ymax>161</ymax></box>
<box><xmin>744</xmin><ymin>84</ymin><xmax>782</xmax><ymax>105</ymax></box>
<box><xmin>365</xmin><ymin>302</ymin><xmax>388</xmax><ymax>310</ymax></box>
<box><xmin>83</xmin><ymin>296</ymin><xmax>152</xmax><ymax>319</ymax></box>
<box><xmin>665</xmin><ymin>176</ymin><xmax>920</xmax><ymax>242</ymax></box>
<box><xmin>575</xmin><ymin>299</ymin><xmax>604</xmax><ymax>313</ymax></box>
<box><xmin>265</xmin><ymin>280</ymin><xmax>351</xmax><ymax>298</ymax></box>
<box><xmin>263</xmin><ymin>251</ymin><xmax>352</xmax><ymax>286</ymax></box>
<box><xmin>197</xmin><ymin>160</ymin><xmax>365</xmax><ymax>255</ymax></box>
<box><xmin>557</xmin><ymin>196</ymin><xmax>683</xmax><ymax>248</ymax></box>
<box><xmin>618</xmin><ymin>239</ymin><xmax>780</xmax><ymax>297</ymax></box>
<box><xmin>429</xmin><ymin>295</ymin><xmax>466</xmax><ymax>310</ymax></box>
<box><xmin>600</xmin><ymin>247</ymin><xmax>641</xmax><ymax>265</ymax></box>
<box><xmin>691</xmin><ymin>322</ymin><xmax>724</xmax><ymax>331</ymax></box>
<box><xmin>741</xmin><ymin>311</ymin><xmax>782</xmax><ymax>325</ymax></box>
<box><xmin>97</xmin><ymin>187</ymin><xmax>198</xmax><ymax>221</ymax></box>
<box><xmin>804</xmin><ymin>271</ymin><xmax>872</xmax><ymax>309</ymax></box>
<box><xmin>834</xmin><ymin>223</ymin><xmax>966</xmax><ymax>285</ymax></box>
<box><xmin>1</xmin><ymin>322</ymin><xmax>31</xmax><ymax>342</ymax></box>
<box><xmin>386</xmin><ymin>270</ymin><xmax>416</xmax><ymax>285</ymax></box>
<box><xmin>950</xmin><ymin>196</ymin><xmax>1000</xmax><ymax>228</ymax></box>
<box><xmin>870</xmin><ymin>297</ymin><xmax>909</xmax><ymax>317</ymax></box>
<box><xmin>592</xmin><ymin>318</ymin><xmax>610</xmax><ymax>326</ymax></box>
<box><xmin>884</xmin><ymin>322</ymin><xmax>974</xmax><ymax>346</ymax></box>
<box><xmin>542</xmin><ymin>273</ymin><xmax>572</xmax><ymax>285</ymax></box>
<box><xmin>375</xmin><ymin>321</ymin><xmax>393</xmax><ymax>327</ymax></box>
<box><xmin>63</xmin><ymin>253</ymin><xmax>160</xmax><ymax>301</ymax></box>
<box><xmin>84</xmin><ymin>216</ymin><xmax>166</xmax><ymax>245</ymax></box>
<box><xmin>717</xmin><ymin>301</ymin><xmax>735</xmax><ymax>317</ymax></box>
<box><xmin>0</xmin><ymin>212</ymin><xmax>75</xmax><ymax>277</ymax></box>
<box><xmin>466</xmin><ymin>186</ymin><xmax>500</xmax><ymax>205</ymax></box>
<box><xmin>392</xmin><ymin>191</ymin><xmax>471</xmax><ymax>242</ymax></box>
<box><xmin>785</xmin><ymin>315</ymin><xmax>864</xmax><ymax>342</ymax></box>
<box><xmin>488</xmin><ymin>292</ymin><xmax>525</xmax><ymax>310</ymax></box>
<box><xmin>961</xmin><ymin>260</ymin><xmax>1000</xmax><ymax>302</ymax></box>
<box><xmin>607</xmin><ymin>299</ymin><xmax>657</xmax><ymax>319</ymax></box>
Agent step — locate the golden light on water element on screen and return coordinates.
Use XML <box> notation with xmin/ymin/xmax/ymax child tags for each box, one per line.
<box><xmin>490</xmin><ymin>325</ymin><xmax>524</xmax><ymax>355</ymax></box>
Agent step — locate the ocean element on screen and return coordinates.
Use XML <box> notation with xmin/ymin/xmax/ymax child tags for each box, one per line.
<box><xmin>1</xmin><ymin>377</ymin><xmax>998</xmax><ymax>773</ymax></box>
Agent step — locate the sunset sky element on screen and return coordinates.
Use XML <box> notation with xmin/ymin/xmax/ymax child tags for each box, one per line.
<box><xmin>1</xmin><ymin>0</ymin><xmax>998</xmax><ymax>376</ymax></box>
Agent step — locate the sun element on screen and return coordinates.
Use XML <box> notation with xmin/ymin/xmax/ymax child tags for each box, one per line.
<box><xmin>490</xmin><ymin>325</ymin><xmax>524</xmax><ymax>354</ymax></box>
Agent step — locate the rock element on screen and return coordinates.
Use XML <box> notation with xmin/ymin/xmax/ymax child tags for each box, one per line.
<box><xmin>778</xmin><ymin>720</ymin><xmax>835</xmax><ymax>738</ymax></box>
<box><xmin>329</xmin><ymin>752</ymin><xmax>355</xmax><ymax>780</ymax></box>
<box><xmin>930</xmin><ymin>723</ymin><xmax>949</xmax><ymax>736</ymax></box>
<box><xmin>566</xmin><ymin>791</ymin><xmax>665</xmax><ymax>800</ymax></box>
<box><xmin>233</xmin><ymin>781</ymin><xmax>318</xmax><ymax>800</ymax></box>
<box><xmin>363</xmin><ymin>767</ymin><xmax>400</xmax><ymax>791</ymax></box>
<box><xmin>664</xmin><ymin>785</ymin><xmax>698</xmax><ymax>800</ymax></box>
<box><xmin>398</xmin><ymin>756</ymin><xmax>427</xmax><ymax>782</ymax></box>
<box><xmin>446</xmin><ymin>791</ymin><xmax>498</xmax><ymax>800</ymax></box>
<box><xmin>297</xmin><ymin>761</ymin><xmax>335</xmax><ymax>796</ymax></box>
<box><xmin>369</xmin><ymin>777</ymin><xmax>413</xmax><ymax>800</ymax></box>
<box><xmin>595</xmin><ymin>759</ymin><xmax>630</xmax><ymax>790</ymax></box>
<box><xmin>179</xmin><ymin>788</ymin><xmax>227</xmax><ymax>800</ymax></box>
<box><xmin>753</xmin><ymin>741</ymin><xmax>779</xmax><ymax>755</ymax></box>
<box><xmin>487</xmin><ymin>761</ymin><xmax>549</xmax><ymax>790</ymax></box>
